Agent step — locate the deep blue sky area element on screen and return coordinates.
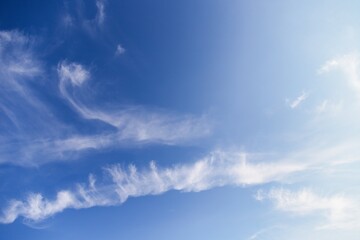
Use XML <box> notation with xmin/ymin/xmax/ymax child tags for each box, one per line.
<box><xmin>0</xmin><ymin>1</ymin><xmax>359</xmax><ymax>239</ymax></box>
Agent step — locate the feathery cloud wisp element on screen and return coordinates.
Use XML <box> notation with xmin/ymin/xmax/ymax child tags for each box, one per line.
<box><xmin>318</xmin><ymin>53</ymin><xmax>360</xmax><ymax>96</ymax></box>
<box><xmin>2</xmin><ymin>137</ymin><xmax>360</xmax><ymax>222</ymax></box>
<box><xmin>115</xmin><ymin>44</ymin><xmax>125</xmax><ymax>56</ymax></box>
<box><xmin>286</xmin><ymin>92</ymin><xmax>309</xmax><ymax>109</ymax></box>
<box><xmin>256</xmin><ymin>188</ymin><xmax>360</xmax><ymax>230</ymax></box>
<box><xmin>0</xmin><ymin>30</ymin><xmax>63</xmax><ymax>139</ymax></box>
<box><xmin>57</xmin><ymin>61</ymin><xmax>212</xmax><ymax>145</ymax></box>
<box><xmin>95</xmin><ymin>0</ymin><xmax>105</xmax><ymax>25</ymax></box>
<box><xmin>58</xmin><ymin>62</ymin><xmax>89</xmax><ymax>86</ymax></box>
<box><xmin>0</xmin><ymin>150</ymin><xmax>306</xmax><ymax>224</ymax></box>
<box><xmin>0</xmin><ymin>31</ymin><xmax>41</xmax><ymax>79</ymax></box>
<box><xmin>0</xmin><ymin>30</ymin><xmax>211</xmax><ymax>166</ymax></box>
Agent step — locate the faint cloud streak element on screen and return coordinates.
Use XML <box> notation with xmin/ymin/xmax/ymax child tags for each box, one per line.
<box><xmin>286</xmin><ymin>92</ymin><xmax>309</xmax><ymax>109</ymax></box>
<box><xmin>256</xmin><ymin>188</ymin><xmax>360</xmax><ymax>230</ymax></box>
<box><xmin>318</xmin><ymin>53</ymin><xmax>360</xmax><ymax>96</ymax></box>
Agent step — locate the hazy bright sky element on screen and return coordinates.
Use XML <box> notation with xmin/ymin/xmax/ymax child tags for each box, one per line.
<box><xmin>0</xmin><ymin>0</ymin><xmax>360</xmax><ymax>239</ymax></box>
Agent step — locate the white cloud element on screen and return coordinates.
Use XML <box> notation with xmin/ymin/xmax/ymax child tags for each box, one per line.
<box><xmin>57</xmin><ymin>61</ymin><xmax>212</xmax><ymax>145</ymax></box>
<box><xmin>0</xmin><ymin>135</ymin><xmax>112</xmax><ymax>166</ymax></box>
<box><xmin>286</xmin><ymin>92</ymin><xmax>309</xmax><ymax>109</ymax></box>
<box><xmin>285</xmin><ymin>141</ymin><xmax>360</xmax><ymax>167</ymax></box>
<box><xmin>95</xmin><ymin>0</ymin><xmax>105</xmax><ymax>25</ymax></box>
<box><xmin>2</xmin><ymin>138</ymin><xmax>360</xmax><ymax>221</ymax></box>
<box><xmin>1</xmin><ymin>191</ymin><xmax>86</xmax><ymax>224</ymax></box>
<box><xmin>314</xmin><ymin>99</ymin><xmax>343</xmax><ymax>116</ymax></box>
<box><xmin>0</xmin><ymin>34</ymin><xmax>101</xmax><ymax>166</ymax></box>
<box><xmin>0</xmin><ymin>36</ymin><xmax>211</xmax><ymax>166</ymax></box>
<box><xmin>115</xmin><ymin>44</ymin><xmax>125</xmax><ymax>56</ymax></box>
<box><xmin>0</xmin><ymin>30</ymin><xmax>65</xmax><ymax>165</ymax></box>
<box><xmin>0</xmin><ymin>30</ymin><xmax>64</xmax><ymax>137</ymax></box>
<box><xmin>0</xmin><ymin>150</ymin><xmax>307</xmax><ymax>223</ymax></box>
<box><xmin>256</xmin><ymin>188</ymin><xmax>360</xmax><ymax>230</ymax></box>
<box><xmin>0</xmin><ymin>30</ymin><xmax>41</xmax><ymax>88</ymax></box>
<box><xmin>318</xmin><ymin>53</ymin><xmax>360</xmax><ymax>96</ymax></box>
<box><xmin>247</xmin><ymin>226</ymin><xmax>283</xmax><ymax>240</ymax></box>
<box><xmin>62</xmin><ymin>14</ymin><xmax>74</xmax><ymax>28</ymax></box>
<box><xmin>0</xmin><ymin>30</ymin><xmax>210</xmax><ymax>166</ymax></box>
<box><xmin>58</xmin><ymin>61</ymin><xmax>90</xmax><ymax>86</ymax></box>
<box><xmin>60</xmin><ymin>0</ymin><xmax>106</xmax><ymax>36</ymax></box>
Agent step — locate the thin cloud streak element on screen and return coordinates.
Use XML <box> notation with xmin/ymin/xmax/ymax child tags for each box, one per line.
<box><xmin>0</xmin><ymin>30</ymin><xmax>42</xmax><ymax>102</ymax></box>
<box><xmin>59</xmin><ymin>0</ymin><xmax>106</xmax><ymax>36</ymax></box>
<box><xmin>95</xmin><ymin>0</ymin><xmax>105</xmax><ymax>25</ymax></box>
<box><xmin>0</xmin><ymin>30</ymin><xmax>66</xmax><ymax>142</ymax></box>
<box><xmin>256</xmin><ymin>188</ymin><xmax>360</xmax><ymax>230</ymax></box>
<box><xmin>0</xmin><ymin>30</ymin><xmax>211</xmax><ymax>166</ymax></box>
<box><xmin>57</xmin><ymin>61</ymin><xmax>212</xmax><ymax>145</ymax></box>
<box><xmin>115</xmin><ymin>44</ymin><xmax>125</xmax><ymax>56</ymax></box>
<box><xmin>286</xmin><ymin>92</ymin><xmax>309</xmax><ymax>109</ymax></box>
<box><xmin>0</xmin><ymin>150</ymin><xmax>306</xmax><ymax>224</ymax></box>
<box><xmin>318</xmin><ymin>53</ymin><xmax>360</xmax><ymax>97</ymax></box>
<box><xmin>247</xmin><ymin>226</ymin><xmax>283</xmax><ymax>240</ymax></box>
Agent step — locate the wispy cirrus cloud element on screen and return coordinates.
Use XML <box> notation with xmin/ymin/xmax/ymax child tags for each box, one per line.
<box><xmin>95</xmin><ymin>0</ymin><xmax>106</xmax><ymax>26</ymax></box>
<box><xmin>0</xmin><ymin>31</ymin><xmax>41</xmax><ymax>78</ymax></box>
<box><xmin>0</xmin><ymin>30</ymin><xmax>64</xmax><ymax>138</ymax></box>
<box><xmin>286</xmin><ymin>91</ymin><xmax>309</xmax><ymax>109</ymax></box>
<box><xmin>0</xmin><ymin>31</ymin><xmax>93</xmax><ymax>165</ymax></box>
<box><xmin>58</xmin><ymin>62</ymin><xmax>89</xmax><ymax>86</ymax></box>
<box><xmin>115</xmin><ymin>44</ymin><xmax>125</xmax><ymax>56</ymax></box>
<box><xmin>61</xmin><ymin>0</ymin><xmax>107</xmax><ymax>34</ymax></box>
<box><xmin>0</xmin><ymin>31</ymin><xmax>210</xmax><ymax>166</ymax></box>
<box><xmin>0</xmin><ymin>30</ymin><xmax>41</xmax><ymax>100</ymax></box>
<box><xmin>57</xmin><ymin>61</ymin><xmax>211</xmax><ymax>145</ymax></box>
<box><xmin>247</xmin><ymin>225</ymin><xmax>283</xmax><ymax>240</ymax></box>
<box><xmin>3</xmin><ymin>141</ymin><xmax>360</xmax><ymax>224</ymax></box>
<box><xmin>256</xmin><ymin>188</ymin><xmax>360</xmax><ymax>230</ymax></box>
<box><xmin>318</xmin><ymin>53</ymin><xmax>360</xmax><ymax>96</ymax></box>
<box><xmin>314</xmin><ymin>100</ymin><xmax>342</xmax><ymax>115</ymax></box>
<box><xmin>0</xmin><ymin>150</ymin><xmax>306</xmax><ymax>224</ymax></box>
<box><xmin>0</xmin><ymin>30</ymin><xmax>58</xmax><ymax>165</ymax></box>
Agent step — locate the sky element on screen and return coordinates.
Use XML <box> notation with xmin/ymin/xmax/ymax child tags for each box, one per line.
<box><xmin>0</xmin><ymin>0</ymin><xmax>360</xmax><ymax>239</ymax></box>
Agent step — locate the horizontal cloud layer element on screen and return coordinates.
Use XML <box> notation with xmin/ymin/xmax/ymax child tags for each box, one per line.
<box><xmin>3</xmin><ymin>140</ymin><xmax>359</xmax><ymax>225</ymax></box>
<box><xmin>0</xmin><ymin>30</ymin><xmax>211</xmax><ymax>166</ymax></box>
<box><xmin>256</xmin><ymin>188</ymin><xmax>360</xmax><ymax>230</ymax></box>
<box><xmin>0</xmin><ymin>150</ymin><xmax>306</xmax><ymax>224</ymax></box>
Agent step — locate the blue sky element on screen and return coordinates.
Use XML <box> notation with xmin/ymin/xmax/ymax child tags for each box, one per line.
<box><xmin>0</xmin><ymin>0</ymin><xmax>360</xmax><ymax>239</ymax></box>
